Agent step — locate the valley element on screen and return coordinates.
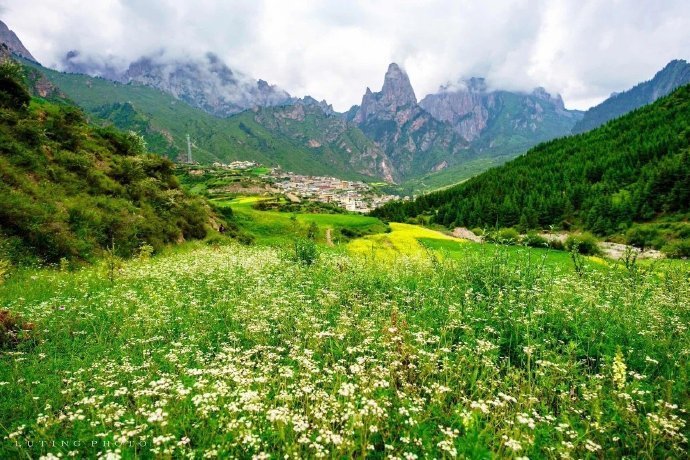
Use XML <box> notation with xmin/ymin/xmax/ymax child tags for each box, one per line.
<box><xmin>1</xmin><ymin>11</ymin><xmax>690</xmax><ymax>460</ymax></box>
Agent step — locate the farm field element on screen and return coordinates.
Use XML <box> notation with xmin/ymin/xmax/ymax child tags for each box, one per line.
<box><xmin>1</xmin><ymin>221</ymin><xmax>689</xmax><ymax>458</ymax></box>
<box><xmin>218</xmin><ymin>197</ymin><xmax>389</xmax><ymax>245</ymax></box>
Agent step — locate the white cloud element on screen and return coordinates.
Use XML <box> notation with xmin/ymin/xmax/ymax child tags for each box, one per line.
<box><xmin>2</xmin><ymin>0</ymin><xmax>689</xmax><ymax>110</ymax></box>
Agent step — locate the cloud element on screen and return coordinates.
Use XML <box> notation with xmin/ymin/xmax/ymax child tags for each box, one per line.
<box><xmin>3</xmin><ymin>0</ymin><xmax>690</xmax><ymax>110</ymax></box>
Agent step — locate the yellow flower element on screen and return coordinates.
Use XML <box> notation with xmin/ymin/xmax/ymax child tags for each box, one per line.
<box><xmin>613</xmin><ymin>349</ymin><xmax>627</xmax><ymax>390</ymax></box>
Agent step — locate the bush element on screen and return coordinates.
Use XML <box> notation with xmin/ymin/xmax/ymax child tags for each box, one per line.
<box><xmin>522</xmin><ymin>232</ymin><xmax>549</xmax><ymax>248</ymax></box>
<box><xmin>661</xmin><ymin>240</ymin><xmax>690</xmax><ymax>259</ymax></box>
<box><xmin>470</xmin><ymin>228</ymin><xmax>484</xmax><ymax>236</ymax></box>
<box><xmin>0</xmin><ymin>74</ymin><xmax>212</xmax><ymax>264</ymax></box>
<box><xmin>565</xmin><ymin>232</ymin><xmax>601</xmax><ymax>255</ymax></box>
<box><xmin>626</xmin><ymin>226</ymin><xmax>660</xmax><ymax>251</ymax></box>
<box><xmin>291</xmin><ymin>238</ymin><xmax>318</xmax><ymax>265</ymax></box>
<box><xmin>487</xmin><ymin>228</ymin><xmax>520</xmax><ymax>245</ymax></box>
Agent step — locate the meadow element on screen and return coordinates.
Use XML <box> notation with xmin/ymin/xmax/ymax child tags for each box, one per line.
<box><xmin>218</xmin><ymin>197</ymin><xmax>389</xmax><ymax>246</ymax></box>
<box><xmin>1</xmin><ymin>231</ymin><xmax>689</xmax><ymax>458</ymax></box>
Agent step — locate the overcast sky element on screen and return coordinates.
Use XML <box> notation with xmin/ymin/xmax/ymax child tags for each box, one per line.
<box><xmin>2</xmin><ymin>0</ymin><xmax>689</xmax><ymax>111</ymax></box>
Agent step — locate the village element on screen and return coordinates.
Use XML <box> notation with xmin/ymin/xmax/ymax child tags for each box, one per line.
<box><xmin>208</xmin><ymin>161</ymin><xmax>400</xmax><ymax>212</ymax></box>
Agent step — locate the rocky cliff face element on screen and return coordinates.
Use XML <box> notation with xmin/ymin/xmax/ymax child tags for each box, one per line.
<box><xmin>0</xmin><ymin>20</ymin><xmax>37</xmax><ymax>62</ymax></box>
<box><xmin>353</xmin><ymin>63</ymin><xmax>417</xmax><ymax>124</ymax></box>
<box><xmin>572</xmin><ymin>59</ymin><xmax>690</xmax><ymax>134</ymax></box>
<box><xmin>350</xmin><ymin>63</ymin><xmax>469</xmax><ymax>180</ymax></box>
<box><xmin>62</xmin><ymin>51</ymin><xmax>294</xmax><ymax>117</ymax></box>
<box><xmin>349</xmin><ymin>64</ymin><xmax>580</xmax><ymax>181</ymax></box>
<box><xmin>418</xmin><ymin>78</ymin><xmax>491</xmax><ymax>141</ymax></box>
<box><xmin>420</xmin><ymin>79</ymin><xmax>581</xmax><ymax>157</ymax></box>
<box><xmin>254</xmin><ymin>100</ymin><xmax>394</xmax><ymax>182</ymax></box>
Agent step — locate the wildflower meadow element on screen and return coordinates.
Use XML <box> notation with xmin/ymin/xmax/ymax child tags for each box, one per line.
<box><xmin>1</xmin><ymin>242</ymin><xmax>688</xmax><ymax>458</ymax></box>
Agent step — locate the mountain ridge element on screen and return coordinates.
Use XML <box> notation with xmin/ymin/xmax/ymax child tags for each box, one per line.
<box><xmin>62</xmin><ymin>50</ymin><xmax>294</xmax><ymax>117</ymax></box>
<box><xmin>0</xmin><ymin>20</ymin><xmax>36</xmax><ymax>62</ymax></box>
<box><xmin>572</xmin><ymin>59</ymin><xmax>690</xmax><ymax>134</ymax></box>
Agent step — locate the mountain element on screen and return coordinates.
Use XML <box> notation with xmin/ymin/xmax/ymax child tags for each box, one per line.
<box><xmin>572</xmin><ymin>59</ymin><xmax>690</xmax><ymax>134</ymax></box>
<box><xmin>62</xmin><ymin>50</ymin><xmax>294</xmax><ymax>117</ymax></box>
<box><xmin>348</xmin><ymin>63</ymin><xmax>470</xmax><ymax>181</ymax></box>
<box><xmin>0</xmin><ymin>59</ymin><xmax>213</xmax><ymax>263</ymax></box>
<box><xmin>252</xmin><ymin>99</ymin><xmax>394</xmax><ymax>181</ymax></box>
<box><xmin>419</xmin><ymin>78</ymin><xmax>583</xmax><ymax>159</ymax></box>
<box><xmin>0</xmin><ymin>20</ymin><xmax>36</xmax><ymax>62</ymax></box>
<box><xmin>20</xmin><ymin>58</ymin><xmax>392</xmax><ymax>181</ymax></box>
<box><xmin>372</xmin><ymin>83</ymin><xmax>690</xmax><ymax>251</ymax></box>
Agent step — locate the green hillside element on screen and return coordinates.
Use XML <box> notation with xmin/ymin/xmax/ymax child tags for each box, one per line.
<box><xmin>373</xmin><ymin>84</ymin><xmax>690</xmax><ymax>255</ymax></box>
<box><xmin>0</xmin><ymin>61</ymin><xmax>211</xmax><ymax>263</ymax></box>
<box><xmin>20</xmin><ymin>60</ymin><xmax>386</xmax><ymax>182</ymax></box>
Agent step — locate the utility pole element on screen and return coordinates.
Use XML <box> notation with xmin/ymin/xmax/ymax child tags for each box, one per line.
<box><xmin>186</xmin><ymin>134</ymin><xmax>192</xmax><ymax>163</ymax></box>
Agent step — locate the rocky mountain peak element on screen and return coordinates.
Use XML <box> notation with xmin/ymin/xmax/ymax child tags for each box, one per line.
<box><xmin>0</xmin><ymin>20</ymin><xmax>37</xmax><ymax>62</ymax></box>
<box><xmin>381</xmin><ymin>62</ymin><xmax>417</xmax><ymax>107</ymax></box>
<box><xmin>298</xmin><ymin>95</ymin><xmax>335</xmax><ymax>116</ymax></box>
<box><xmin>532</xmin><ymin>87</ymin><xmax>565</xmax><ymax>110</ymax></box>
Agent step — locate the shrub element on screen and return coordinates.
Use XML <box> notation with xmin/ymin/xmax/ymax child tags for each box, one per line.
<box><xmin>306</xmin><ymin>222</ymin><xmax>319</xmax><ymax>240</ymax></box>
<box><xmin>137</xmin><ymin>243</ymin><xmax>155</xmax><ymax>259</ymax></box>
<box><xmin>236</xmin><ymin>233</ymin><xmax>255</xmax><ymax>246</ymax></box>
<box><xmin>626</xmin><ymin>226</ymin><xmax>660</xmax><ymax>251</ymax></box>
<box><xmin>470</xmin><ymin>228</ymin><xmax>484</xmax><ymax>236</ymax></box>
<box><xmin>565</xmin><ymin>232</ymin><xmax>601</xmax><ymax>255</ymax></box>
<box><xmin>0</xmin><ymin>74</ymin><xmax>211</xmax><ymax>264</ymax></box>
<box><xmin>522</xmin><ymin>232</ymin><xmax>549</xmax><ymax>248</ymax></box>
<box><xmin>0</xmin><ymin>61</ymin><xmax>30</xmax><ymax>110</ymax></box>
<box><xmin>661</xmin><ymin>240</ymin><xmax>690</xmax><ymax>259</ymax></box>
<box><xmin>487</xmin><ymin>228</ymin><xmax>520</xmax><ymax>245</ymax></box>
<box><xmin>291</xmin><ymin>238</ymin><xmax>318</xmax><ymax>265</ymax></box>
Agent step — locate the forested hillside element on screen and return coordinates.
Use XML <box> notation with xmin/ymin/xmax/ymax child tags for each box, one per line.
<box><xmin>0</xmin><ymin>61</ymin><xmax>211</xmax><ymax>263</ymax></box>
<box><xmin>373</xmin><ymin>84</ymin><xmax>690</xmax><ymax>248</ymax></box>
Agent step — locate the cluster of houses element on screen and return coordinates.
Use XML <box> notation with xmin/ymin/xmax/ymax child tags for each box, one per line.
<box><xmin>269</xmin><ymin>171</ymin><xmax>397</xmax><ymax>213</ymax></box>
<box><xmin>184</xmin><ymin>160</ymin><xmax>400</xmax><ymax>212</ymax></box>
<box><xmin>211</xmin><ymin>160</ymin><xmax>259</xmax><ymax>170</ymax></box>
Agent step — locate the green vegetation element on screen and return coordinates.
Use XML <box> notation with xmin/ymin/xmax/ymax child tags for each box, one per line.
<box><xmin>564</xmin><ymin>232</ymin><xmax>602</xmax><ymax>256</ymax></box>
<box><xmin>219</xmin><ymin>196</ymin><xmax>388</xmax><ymax>246</ymax></box>
<box><xmin>176</xmin><ymin>165</ymin><xmax>272</xmax><ymax>198</ymax></box>
<box><xmin>470</xmin><ymin>90</ymin><xmax>582</xmax><ymax>161</ymax></box>
<box><xmin>373</xmin><ymin>84</ymin><xmax>690</xmax><ymax>256</ymax></box>
<box><xmin>385</xmin><ymin>156</ymin><xmax>503</xmax><ymax>195</ymax></box>
<box><xmin>1</xmin><ymin>237</ymin><xmax>688</xmax><ymax>458</ymax></box>
<box><xmin>0</xmin><ymin>62</ymin><xmax>212</xmax><ymax>264</ymax></box>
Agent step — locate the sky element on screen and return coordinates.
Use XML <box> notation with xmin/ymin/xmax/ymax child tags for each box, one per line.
<box><xmin>2</xmin><ymin>0</ymin><xmax>690</xmax><ymax>111</ymax></box>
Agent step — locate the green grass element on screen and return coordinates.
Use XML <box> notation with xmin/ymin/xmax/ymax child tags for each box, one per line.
<box><xmin>1</xmin><ymin>238</ymin><xmax>688</xmax><ymax>458</ymax></box>
<box><xmin>216</xmin><ymin>196</ymin><xmax>389</xmax><ymax>245</ymax></box>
